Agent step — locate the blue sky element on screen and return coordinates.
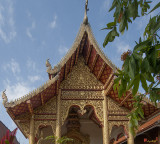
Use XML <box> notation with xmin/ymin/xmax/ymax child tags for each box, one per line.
<box><xmin>0</xmin><ymin>0</ymin><xmax>159</xmax><ymax>143</ymax></box>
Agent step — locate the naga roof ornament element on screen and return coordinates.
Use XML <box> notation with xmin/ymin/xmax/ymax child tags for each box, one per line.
<box><xmin>46</xmin><ymin>59</ymin><xmax>61</xmax><ymax>78</ymax></box>
<box><xmin>2</xmin><ymin>89</ymin><xmax>8</xmax><ymax>106</ymax></box>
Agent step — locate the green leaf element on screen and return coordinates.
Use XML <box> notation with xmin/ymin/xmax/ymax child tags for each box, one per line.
<box><xmin>144</xmin><ymin>72</ymin><xmax>154</xmax><ymax>82</ymax></box>
<box><xmin>107</xmin><ymin>22</ymin><xmax>116</xmax><ymax>28</ymax></box>
<box><xmin>152</xmin><ymin>19</ymin><xmax>160</xmax><ymax>35</ymax></box>
<box><xmin>109</xmin><ymin>0</ymin><xmax>117</xmax><ymax>12</ymax></box>
<box><xmin>128</xmin><ymin>55</ymin><xmax>136</xmax><ymax>79</ymax></box>
<box><xmin>138</xmin><ymin>107</ymin><xmax>144</xmax><ymax>118</ymax></box>
<box><xmin>111</xmin><ymin>27</ymin><xmax>119</xmax><ymax>37</ymax></box>
<box><xmin>133</xmin><ymin>52</ymin><xmax>142</xmax><ymax>61</ymax></box>
<box><xmin>101</xmin><ymin>27</ymin><xmax>113</xmax><ymax>30</ymax></box>
<box><xmin>134</xmin><ymin>39</ymin><xmax>150</xmax><ymax>52</ymax></box>
<box><xmin>119</xmin><ymin>14</ymin><xmax>126</xmax><ymax>33</ymax></box>
<box><xmin>103</xmin><ymin>28</ymin><xmax>119</xmax><ymax>47</ymax></box>
<box><xmin>5</xmin><ymin>140</ymin><xmax>10</xmax><ymax>144</ymax></box>
<box><xmin>141</xmin><ymin>58</ymin><xmax>149</xmax><ymax>73</ymax></box>
<box><xmin>103</xmin><ymin>31</ymin><xmax>112</xmax><ymax>47</ymax></box>
<box><xmin>148</xmin><ymin>2</ymin><xmax>160</xmax><ymax>14</ymax></box>
<box><xmin>127</xmin><ymin>78</ymin><xmax>134</xmax><ymax>90</ymax></box>
<box><xmin>114</xmin><ymin>76</ymin><xmax>121</xmax><ymax>84</ymax></box>
<box><xmin>148</xmin><ymin>47</ymin><xmax>157</xmax><ymax>67</ymax></box>
<box><xmin>132</xmin><ymin>74</ymin><xmax>140</xmax><ymax>96</ymax></box>
<box><xmin>140</xmin><ymin>74</ymin><xmax>148</xmax><ymax>92</ymax></box>
<box><xmin>118</xmin><ymin>80</ymin><xmax>124</xmax><ymax>97</ymax></box>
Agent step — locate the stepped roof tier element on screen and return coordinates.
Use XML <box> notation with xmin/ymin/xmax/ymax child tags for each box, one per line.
<box><xmin>2</xmin><ymin>1</ymin><xmax>160</xmax><ymax>139</ymax></box>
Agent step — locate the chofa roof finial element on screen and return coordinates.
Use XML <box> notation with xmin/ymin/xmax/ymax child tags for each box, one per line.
<box><xmin>83</xmin><ymin>0</ymin><xmax>89</xmax><ymax>24</ymax></box>
<box><xmin>45</xmin><ymin>59</ymin><xmax>61</xmax><ymax>78</ymax></box>
<box><xmin>2</xmin><ymin>89</ymin><xmax>8</xmax><ymax>106</ymax></box>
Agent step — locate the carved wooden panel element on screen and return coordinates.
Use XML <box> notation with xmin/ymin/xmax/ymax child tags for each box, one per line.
<box><xmin>34</xmin><ymin>97</ymin><xmax>57</xmax><ymax>114</ymax></box>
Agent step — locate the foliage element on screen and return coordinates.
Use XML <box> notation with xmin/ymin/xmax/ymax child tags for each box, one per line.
<box><xmin>45</xmin><ymin>135</ymin><xmax>73</xmax><ymax>144</ymax></box>
<box><xmin>103</xmin><ymin>0</ymin><xmax>160</xmax><ymax>135</ymax></box>
<box><xmin>0</xmin><ymin>128</ymin><xmax>18</xmax><ymax>144</ymax></box>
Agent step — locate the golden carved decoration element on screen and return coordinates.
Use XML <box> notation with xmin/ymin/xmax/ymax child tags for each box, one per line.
<box><xmin>34</xmin><ymin>114</ymin><xmax>56</xmax><ymax>120</ymax></box>
<box><xmin>34</xmin><ymin>97</ymin><xmax>57</xmax><ymax>114</ymax></box>
<box><xmin>108</xmin><ymin>116</ymin><xmax>129</xmax><ymax>121</ymax></box>
<box><xmin>61</xmin><ymin>90</ymin><xmax>103</xmax><ymax>100</ymax></box>
<box><xmin>60</xmin><ymin>56</ymin><xmax>104</xmax><ymax>126</ymax></box>
<box><xmin>61</xmin><ymin>100</ymin><xmax>103</xmax><ymax>125</ymax></box>
<box><xmin>60</xmin><ymin>56</ymin><xmax>103</xmax><ymax>90</ymax></box>
<box><xmin>107</xmin><ymin>97</ymin><xmax>129</xmax><ymax>112</ymax></box>
<box><xmin>15</xmin><ymin>113</ymin><xmax>30</xmax><ymax>120</ymax></box>
<box><xmin>19</xmin><ymin>122</ymin><xmax>30</xmax><ymax>137</ymax></box>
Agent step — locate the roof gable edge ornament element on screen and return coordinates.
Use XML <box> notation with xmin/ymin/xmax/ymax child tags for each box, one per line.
<box><xmin>85</xmin><ymin>24</ymin><xmax>117</xmax><ymax>72</ymax></box>
<box><xmin>2</xmin><ymin>90</ymin><xmax>8</xmax><ymax>107</ymax></box>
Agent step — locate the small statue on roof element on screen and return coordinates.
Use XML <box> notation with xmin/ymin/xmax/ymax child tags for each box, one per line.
<box><xmin>2</xmin><ymin>89</ymin><xmax>8</xmax><ymax>105</ymax></box>
<box><xmin>46</xmin><ymin>59</ymin><xmax>61</xmax><ymax>78</ymax></box>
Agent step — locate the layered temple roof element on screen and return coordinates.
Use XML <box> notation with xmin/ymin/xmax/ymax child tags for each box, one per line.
<box><xmin>2</xmin><ymin>2</ymin><xmax>160</xmax><ymax>139</ymax></box>
<box><xmin>3</xmin><ymin>21</ymin><xmax>159</xmax><ymax>118</ymax></box>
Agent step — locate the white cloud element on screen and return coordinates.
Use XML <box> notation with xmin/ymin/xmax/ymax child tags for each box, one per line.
<box><xmin>116</xmin><ymin>40</ymin><xmax>131</xmax><ymax>53</ymax></box>
<box><xmin>3</xmin><ymin>79</ymin><xmax>33</xmax><ymax>101</ymax></box>
<box><xmin>26</xmin><ymin>21</ymin><xmax>35</xmax><ymax>40</ymax></box>
<box><xmin>26</xmin><ymin>58</ymin><xmax>37</xmax><ymax>72</ymax></box>
<box><xmin>58</xmin><ymin>45</ymin><xmax>68</xmax><ymax>55</ymax></box>
<box><xmin>3</xmin><ymin>59</ymin><xmax>21</xmax><ymax>75</ymax></box>
<box><xmin>50</xmin><ymin>15</ymin><xmax>57</xmax><ymax>29</ymax></box>
<box><xmin>0</xmin><ymin>0</ymin><xmax>16</xmax><ymax>43</ymax></box>
<box><xmin>28</xmin><ymin>75</ymin><xmax>41</xmax><ymax>83</ymax></box>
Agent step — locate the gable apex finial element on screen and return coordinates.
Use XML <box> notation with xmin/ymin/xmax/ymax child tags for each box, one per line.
<box><xmin>83</xmin><ymin>0</ymin><xmax>89</xmax><ymax>25</ymax></box>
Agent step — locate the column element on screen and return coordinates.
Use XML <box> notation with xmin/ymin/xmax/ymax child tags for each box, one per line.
<box><xmin>56</xmin><ymin>89</ymin><xmax>61</xmax><ymax>143</ymax></box>
<box><xmin>127</xmin><ymin>118</ymin><xmax>134</xmax><ymax>144</ymax></box>
<box><xmin>102</xmin><ymin>90</ymin><xmax>109</xmax><ymax>144</ymax></box>
<box><xmin>29</xmin><ymin>115</ymin><xmax>35</xmax><ymax>144</ymax></box>
<box><xmin>158</xmin><ymin>127</ymin><xmax>160</xmax><ymax>144</ymax></box>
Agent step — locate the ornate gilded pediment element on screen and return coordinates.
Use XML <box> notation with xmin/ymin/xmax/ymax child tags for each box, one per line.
<box><xmin>60</xmin><ymin>56</ymin><xmax>103</xmax><ymax>90</ymax></box>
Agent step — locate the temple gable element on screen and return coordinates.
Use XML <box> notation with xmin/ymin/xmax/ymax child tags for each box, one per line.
<box><xmin>60</xmin><ymin>56</ymin><xmax>103</xmax><ymax>90</ymax></box>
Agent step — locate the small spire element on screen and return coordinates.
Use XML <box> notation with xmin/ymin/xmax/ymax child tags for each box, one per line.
<box><xmin>83</xmin><ymin>0</ymin><xmax>89</xmax><ymax>24</ymax></box>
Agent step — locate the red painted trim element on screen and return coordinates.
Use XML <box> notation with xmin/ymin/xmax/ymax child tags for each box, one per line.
<box><xmin>108</xmin><ymin>120</ymin><xmax>129</xmax><ymax>121</ymax></box>
<box><xmin>61</xmin><ymin>89</ymin><xmax>102</xmax><ymax>91</ymax></box>
<box><xmin>34</xmin><ymin>113</ymin><xmax>56</xmax><ymax>115</ymax></box>
<box><xmin>61</xmin><ymin>98</ymin><xmax>104</xmax><ymax>100</ymax></box>
<box><xmin>34</xmin><ymin>119</ymin><xmax>56</xmax><ymax>121</ymax></box>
